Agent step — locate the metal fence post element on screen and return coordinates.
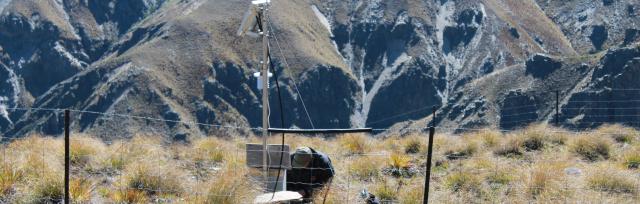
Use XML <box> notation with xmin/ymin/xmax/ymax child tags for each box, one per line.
<box><xmin>556</xmin><ymin>90</ymin><xmax>560</xmax><ymax>127</ymax></box>
<box><xmin>64</xmin><ymin>109</ymin><xmax>70</xmax><ymax>204</ymax></box>
<box><xmin>423</xmin><ymin>106</ymin><xmax>436</xmax><ymax>204</ymax></box>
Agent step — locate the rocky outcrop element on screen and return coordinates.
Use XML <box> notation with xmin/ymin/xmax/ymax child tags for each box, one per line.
<box><xmin>590</xmin><ymin>25</ymin><xmax>608</xmax><ymax>51</ymax></box>
<box><xmin>2</xmin><ymin>0</ymin><xmax>640</xmax><ymax>139</ymax></box>
<box><xmin>499</xmin><ymin>91</ymin><xmax>539</xmax><ymax>130</ymax></box>
<box><xmin>525</xmin><ymin>54</ymin><xmax>563</xmax><ymax>78</ymax></box>
<box><xmin>561</xmin><ymin>47</ymin><xmax>640</xmax><ymax>129</ymax></box>
<box><xmin>297</xmin><ymin>66</ymin><xmax>359</xmax><ymax>129</ymax></box>
<box><xmin>442</xmin><ymin>9</ymin><xmax>483</xmax><ymax>54</ymax></box>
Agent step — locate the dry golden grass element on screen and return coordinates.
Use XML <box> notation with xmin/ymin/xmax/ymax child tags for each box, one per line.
<box><xmin>69</xmin><ymin>178</ymin><xmax>92</xmax><ymax>203</ymax></box>
<box><xmin>587</xmin><ymin>170</ymin><xmax>637</xmax><ymax>194</ymax></box>
<box><xmin>0</xmin><ymin>125</ymin><xmax>637</xmax><ymax>203</ymax></box>
<box><xmin>195</xmin><ymin>168</ymin><xmax>259</xmax><ymax>204</ymax></box>
<box><xmin>526</xmin><ymin>162</ymin><xmax>566</xmax><ymax>199</ymax></box>
<box><xmin>402</xmin><ymin>134</ymin><xmax>426</xmax><ymax>154</ymax></box>
<box><xmin>569</xmin><ymin>134</ymin><xmax>612</xmax><ymax>161</ymax></box>
<box><xmin>348</xmin><ymin>156</ymin><xmax>384</xmax><ymax>181</ymax></box>
<box><xmin>596</xmin><ymin>124</ymin><xmax>638</xmax><ymax>144</ymax></box>
<box><xmin>444</xmin><ymin>139</ymin><xmax>478</xmax><ymax>160</ymax></box>
<box><xmin>444</xmin><ymin>171</ymin><xmax>482</xmax><ymax>193</ymax></box>
<box><xmin>338</xmin><ymin>133</ymin><xmax>371</xmax><ymax>155</ymax></box>
<box><xmin>621</xmin><ymin>147</ymin><xmax>640</xmax><ymax>169</ymax></box>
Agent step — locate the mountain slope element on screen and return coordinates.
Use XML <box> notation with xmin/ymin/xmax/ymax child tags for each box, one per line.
<box><xmin>0</xmin><ymin>0</ymin><xmax>639</xmax><ymax>139</ymax></box>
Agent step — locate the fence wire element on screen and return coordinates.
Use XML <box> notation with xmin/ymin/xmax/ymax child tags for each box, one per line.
<box><xmin>0</xmin><ymin>91</ymin><xmax>640</xmax><ymax>203</ymax></box>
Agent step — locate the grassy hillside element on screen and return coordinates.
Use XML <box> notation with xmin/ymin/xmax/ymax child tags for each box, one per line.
<box><xmin>0</xmin><ymin>124</ymin><xmax>639</xmax><ymax>203</ymax></box>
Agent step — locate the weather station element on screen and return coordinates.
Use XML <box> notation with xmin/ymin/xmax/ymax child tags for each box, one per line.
<box><xmin>237</xmin><ymin>0</ymin><xmax>372</xmax><ymax>203</ymax></box>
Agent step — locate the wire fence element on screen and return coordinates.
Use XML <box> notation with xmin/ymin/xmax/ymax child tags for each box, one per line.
<box><xmin>1</xmin><ymin>91</ymin><xmax>640</xmax><ymax>203</ymax></box>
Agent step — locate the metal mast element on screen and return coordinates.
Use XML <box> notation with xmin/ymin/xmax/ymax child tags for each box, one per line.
<box><xmin>259</xmin><ymin>2</ymin><xmax>270</xmax><ymax>190</ymax></box>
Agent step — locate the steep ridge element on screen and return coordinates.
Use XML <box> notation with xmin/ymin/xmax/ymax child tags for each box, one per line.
<box><xmin>0</xmin><ymin>0</ymin><xmax>639</xmax><ymax>139</ymax></box>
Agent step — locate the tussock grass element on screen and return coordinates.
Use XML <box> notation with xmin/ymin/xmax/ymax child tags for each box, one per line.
<box><xmin>339</xmin><ymin>133</ymin><xmax>371</xmax><ymax>154</ymax></box>
<box><xmin>190</xmin><ymin>137</ymin><xmax>227</xmax><ymax>164</ymax></box>
<box><xmin>112</xmin><ymin>189</ymin><xmax>148</xmax><ymax>204</ymax></box>
<box><xmin>485</xmin><ymin>169</ymin><xmax>513</xmax><ymax>185</ymax></box>
<box><xmin>444</xmin><ymin>140</ymin><xmax>478</xmax><ymax>160</ymax></box>
<box><xmin>596</xmin><ymin>124</ymin><xmax>638</xmax><ymax>144</ymax></box>
<box><xmin>349</xmin><ymin>156</ymin><xmax>383</xmax><ymax>181</ymax></box>
<box><xmin>494</xmin><ymin>136</ymin><xmax>524</xmax><ymax>157</ymax></box>
<box><xmin>399</xmin><ymin>186</ymin><xmax>423</xmax><ymax>204</ymax></box>
<box><xmin>526</xmin><ymin>163</ymin><xmax>566</xmax><ymax>198</ymax></box>
<box><xmin>197</xmin><ymin>169</ymin><xmax>258</xmax><ymax>204</ymax></box>
<box><xmin>587</xmin><ymin>170</ymin><xmax>637</xmax><ymax>194</ymax></box>
<box><xmin>521</xmin><ymin>126</ymin><xmax>547</xmax><ymax>151</ymax></box>
<box><xmin>0</xmin><ymin>164</ymin><xmax>22</xmax><ymax>198</ymax></box>
<box><xmin>0</xmin><ymin>126</ymin><xmax>637</xmax><ymax>203</ymax></box>
<box><xmin>444</xmin><ymin>171</ymin><xmax>482</xmax><ymax>193</ymax></box>
<box><xmin>402</xmin><ymin>135</ymin><xmax>425</xmax><ymax>154</ymax></box>
<box><xmin>477</xmin><ymin>129</ymin><xmax>502</xmax><ymax>148</ymax></box>
<box><xmin>569</xmin><ymin>134</ymin><xmax>612</xmax><ymax>161</ymax></box>
<box><xmin>119</xmin><ymin>160</ymin><xmax>184</xmax><ymax>197</ymax></box>
<box><xmin>621</xmin><ymin>148</ymin><xmax>640</xmax><ymax>169</ymax></box>
<box><xmin>373</xmin><ymin>179</ymin><xmax>398</xmax><ymax>201</ymax></box>
<box><xmin>69</xmin><ymin>135</ymin><xmax>105</xmax><ymax>166</ymax></box>
<box><xmin>70</xmin><ymin>178</ymin><xmax>92</xmax><ymax>203</ymax></box>
<box><xmin>27</xmin><ymin>173</ymin><xmax>64</xmax><ymax>203</ymax></box>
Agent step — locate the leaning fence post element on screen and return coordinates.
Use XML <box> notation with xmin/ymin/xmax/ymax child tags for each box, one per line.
<box><xmin>423</xmin><ymin>106</ymin><xmax>436</xmax><ymax>204</ymax></box>
<box><xmin>64</xmin><ymin>109</ymin><xmax>70</xmax><ymax>204</ymax></box>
